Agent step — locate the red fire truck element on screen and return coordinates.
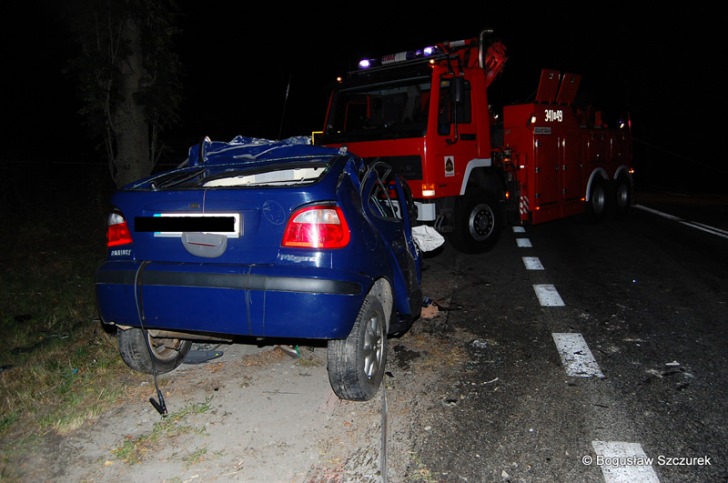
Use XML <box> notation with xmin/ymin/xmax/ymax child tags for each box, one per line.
<box><xmin>318</xmin><ymin>29</ymin><xmax>634</xmax><ymax>253</ymax></box>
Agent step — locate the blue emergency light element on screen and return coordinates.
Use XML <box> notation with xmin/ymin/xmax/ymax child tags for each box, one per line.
<box><xmin>357</xmin><ymin>45</ymin><xmax>438</xmax><ymax>70</ymax></box>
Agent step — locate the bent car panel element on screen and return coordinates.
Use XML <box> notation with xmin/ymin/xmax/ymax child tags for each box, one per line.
<box><xmin>96</xmin><ymin>260</ymin><xmax>373</xmax><ymax>339</ymax></box>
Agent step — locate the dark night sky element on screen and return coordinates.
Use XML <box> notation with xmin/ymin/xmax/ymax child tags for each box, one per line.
<box><xmin>1</xmin><ymin>2</ymin><xmax>725</xmax><ymax>187</ymax></box>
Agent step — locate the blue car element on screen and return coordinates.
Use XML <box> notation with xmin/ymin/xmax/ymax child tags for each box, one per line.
<box><xmin>95</xmin><ymin>136</ymin><xmax>423</xmax><ymax>401</ymax></box>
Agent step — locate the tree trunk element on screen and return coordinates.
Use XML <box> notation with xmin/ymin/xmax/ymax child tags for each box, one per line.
<box><xmin>111</xmin><ymin>18</ymin><xmax>151</xmax><ymax>188</ymax></box>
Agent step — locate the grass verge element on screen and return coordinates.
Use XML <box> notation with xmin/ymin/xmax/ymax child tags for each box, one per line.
<box><xmin>0</xmin><ymin>174</ymin><xmax>146</xmax><ymax>478</ymax></box>
<box><xmin>111</xmin><ymin>398</ymin><xmax>212</xmax><ymax>465</ymax></box>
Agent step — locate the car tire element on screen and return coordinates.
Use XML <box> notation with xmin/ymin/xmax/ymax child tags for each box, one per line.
<box><xmin>117</xmin><ymin>327</ymin><xmax>192</xmax><ymax>374</ymax></box>
<box><xmin>449</xmin><ymin>189</ymin><xmax>503</xmax><ymax>254</ymax></box>
<box><xmin>327</xmin><ymin>293</ymin><xmax>387</xmax><ymax>401</ymax></box>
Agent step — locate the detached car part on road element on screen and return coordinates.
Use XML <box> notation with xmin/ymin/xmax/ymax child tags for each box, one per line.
<box><xmin>95</xmin><ymin>136</ymin><xmax>424</xmax><ymax>401</ymax></box>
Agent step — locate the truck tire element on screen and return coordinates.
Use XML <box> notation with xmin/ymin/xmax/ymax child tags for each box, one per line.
<box><xmin>614</xmin><ymin>174</ymin><xmax>632</xmax><ymax>216</ymax></box>
<box><xmin>117</xmin><ymin>327</ymin><xmax>192</xmax><ymax>374</ymax></box>
<box><xmin>327</xmin><ymin>293</ymin><xmax>387</xmax><ymax>401</ymax></box>
<box><xmin>449</xmin><ymin>190</ymin><xmax>503</xmax><ymax>253</ymax></box>
<box><xmin>586</xmin><ymin>177</ymin><xmax>608</xmax><ymax>222</ymax></box>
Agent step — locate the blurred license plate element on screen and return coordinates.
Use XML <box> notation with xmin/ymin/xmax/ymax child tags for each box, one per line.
<box><xmin>135</xmin><ymin>213</ymin><xmax>241</xmax><ymax>238</ymax></box>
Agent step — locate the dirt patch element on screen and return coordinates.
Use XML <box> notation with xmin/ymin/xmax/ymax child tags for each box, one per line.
<box><xmin>1</xmin><ymin>303</ymin><xmax>472</xmax><ymax>482</ymax></box>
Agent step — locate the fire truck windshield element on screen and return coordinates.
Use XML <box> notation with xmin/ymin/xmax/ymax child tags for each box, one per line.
<box><xmin>323</xmin><ymin>78</ymin><xmax>431</xmax><ymax>143</ymax></box>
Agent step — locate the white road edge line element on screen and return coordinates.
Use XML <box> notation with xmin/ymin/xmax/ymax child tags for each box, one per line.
<box><xmin>634</xmin><ymin>204</ymin><xmax>681</xmax><ymax>221</ymax></box>
<box><xmin>680</xmin><ymin>220</ymin><xmax>728</xmax><ymax>239</ymax></box>
<box><xmin>634</xmin><ymin>204</ymin><xmax>728</xmax><ymax>240</ymax></box>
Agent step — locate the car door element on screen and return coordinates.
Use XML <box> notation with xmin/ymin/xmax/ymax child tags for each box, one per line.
<box><xmin>362</xmin><ymin>161</ymin><xmax>422</xmax><ymax>321</ymax></box>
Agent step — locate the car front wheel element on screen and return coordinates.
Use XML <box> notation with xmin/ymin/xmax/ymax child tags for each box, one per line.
<box><xmin>117</xmin><ymin>327</ymin><xmax>192</xmax><ymax>374</ymax></box>
<box><xmin>327</xmin><ymin>294</ymin><xmax>387</xmax><ymax>401</ymax></box>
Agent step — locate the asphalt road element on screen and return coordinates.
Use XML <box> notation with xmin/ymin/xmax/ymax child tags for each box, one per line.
<box><xmin>410</xmin><ymin>193</ymin><xmax>728</xmax><ymax>482</ymax></box>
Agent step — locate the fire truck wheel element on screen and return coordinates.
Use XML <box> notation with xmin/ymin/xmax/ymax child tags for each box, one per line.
<box><xmin>449</xmin><ymin>190</ymin><xmax>503</xmax><ymax>253</ymax></box>
<box><xmin>587</xmin><ymin>177</ymin><xmax>608</xmax><ymax>222</ymax></box>
<box><xmin>614</xmin><ymin>175</ymin><xmax>632</xmax><ymax>216</ymax></box>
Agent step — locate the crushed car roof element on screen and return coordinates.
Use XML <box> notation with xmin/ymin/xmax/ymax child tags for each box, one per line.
<box><xmin>184</xmin><ymin>135</ymin><xmax>348</xmax><ymax>167</ymax></box>
<box><xmin>123</xmin><ymin>136</ymin><xmax>352</xmax><ymax>190</ymax></box>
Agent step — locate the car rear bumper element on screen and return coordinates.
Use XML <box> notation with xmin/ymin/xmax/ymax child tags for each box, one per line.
<box><xmin>95</xmin><ymin>260</ymin><xmax>370</xmax><ymax>339</ymax></box>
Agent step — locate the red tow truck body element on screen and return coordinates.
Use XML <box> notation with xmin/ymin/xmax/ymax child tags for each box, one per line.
<box><xmin>319</xmin><ymin>30</ymin><xmax>634</xmax><ymax>253</ymax></box>
<box><xmin>503</xmin><ymin>69</ymin><xmax>633</xmax><ymax>225</ymax></box>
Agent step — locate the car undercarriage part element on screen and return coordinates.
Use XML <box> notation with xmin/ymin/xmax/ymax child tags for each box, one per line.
<box><xmin>148</xmin><ymin>385</ymin><xmax>167</xmax><ymax>416</ymax></box>
<box><xmin>135</xmin><ymin>260</ymin><xmax>168</xmax><ymax>417</ymax></box>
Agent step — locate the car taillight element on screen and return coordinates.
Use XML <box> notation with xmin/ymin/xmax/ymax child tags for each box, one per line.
<box><xmin>107</xmin><ymin>211</ymin><xmax>133</xmax><ymax>247</ymax></box>
<box><xmin>282</xmin><ymin>205</ymin><xmax>350</xmax><ymax>249</ymax></box>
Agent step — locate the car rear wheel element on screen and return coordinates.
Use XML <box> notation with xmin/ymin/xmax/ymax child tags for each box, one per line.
<box><xmin>117</xmin><ymin>327</ymin><xmax>192</xmax><ymax>374</ymax></box>
<box><xmin>327</xmin><ymin>293</ymin><xmax>387</xmax><ymax>401</ymax></box>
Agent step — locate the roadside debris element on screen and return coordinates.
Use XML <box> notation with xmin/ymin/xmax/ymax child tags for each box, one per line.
<box><xmin>471</xmin><ymin>339</ymin><xmax>489</xmax><ymax>350</ymax></box>
<box><xmin>183</xmin><ymin>350</ymin><xmax>224</xmax><ymax>364</ymax></box>
<box><xmin>276</xmin><ymin>345</ymin><xmax>301</xmax><ymax>359</ymax></box>
<box><xmin>421</xmin><ymin>298</ymin><xmax>440</xmax><ymax>318</ymax></box>
<box><xmin>183</xmin><ymin>343</ymin><xmax>225</xmax><ymax>364</ymax></box>
<box><xmin>421</xmin><ymin>296</ymin><xmax>461</xmax><ymax>318</ymax></box>
<box><xmin>412</xmin><ymin>225</ymin><xmax>445</xmax><ymax>252</ymax></box>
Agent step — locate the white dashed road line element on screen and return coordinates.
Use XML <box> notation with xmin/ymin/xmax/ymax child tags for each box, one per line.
<box><xmin>533</xmin><ymin>283</ymin><xmax>565</xmax><ymax>306</ymax></box>
<box><xmin>517</xmin><ymin>225</ymin><xmax>657</xmax><ymax>481</ymax></box>
<box><xmin>516</xmin><ymin>237</ymin><xmax>532</xmax><ymax>247</ymax></box>
<box><xmin>591</xmin><ymin>441</ymin><xmax>660</xmax><ymax>483</ymax></box>
<box><xmin>522</xmin><ymin>256</ymin><xmax>544</xmax><ymax>270</ymax></box>
<box><xmin>552</xmin><ymin>333</ymin><xmax>604</xmax><ymax>378</ymax></box>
